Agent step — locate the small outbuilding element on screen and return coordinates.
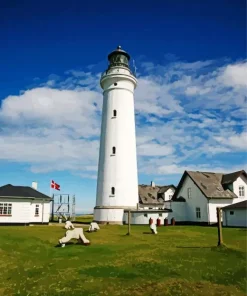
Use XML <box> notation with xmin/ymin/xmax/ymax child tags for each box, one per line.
<box><xmin>0</xmin><ymin>183</ymin><xmax>52</xmax><ymax>225</ymax></box>
<box><xmin>222</xmin><ymin>200</ymin><xmax>247</xmax><ymax>228</ymax></box>
<box><xmin>123</xmin><ymin>209</ymin><xmax>172</xmax><ymax>225</ymax></box>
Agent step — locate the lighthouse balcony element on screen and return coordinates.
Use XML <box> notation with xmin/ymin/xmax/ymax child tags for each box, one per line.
<box><xmin>101</xmin><ymin>67</ymin><xmax>136</xmax><ymax>78</ymax></box>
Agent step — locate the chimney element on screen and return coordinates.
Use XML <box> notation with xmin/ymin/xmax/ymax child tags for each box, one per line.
<box><xmin>32</xmin><ymin>181</ymin><xmax>38</xmax><ymax>190</ymax></box>
<box><xmin>151</xmin><ymin>181</ymin><xmax>155</xmax><ymax>188</ymax></box>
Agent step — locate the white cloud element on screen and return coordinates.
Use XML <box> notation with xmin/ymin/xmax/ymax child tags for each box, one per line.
<box><xmin>185</xmin><ymin>86</ymin><xmax>211</xmax><ymax>96</ymax></box>
<box><xmin>138</xmin><ymin>142</ymin><xmax>174</xmax><ymax>156</ymax></box>
<box><xmin>220</xmin><ymin>62</ymin><xmax>247</xmax><ymax>88</ymax></box>
<box><xmin>214</xmin><ymin>132</ymin><xmax>247</xmax><ymax>150</ymax></box>
<box><xmin>0</xmin><ymin>57</ymin><xmax>246</xmax><ymax>179</ymax></box>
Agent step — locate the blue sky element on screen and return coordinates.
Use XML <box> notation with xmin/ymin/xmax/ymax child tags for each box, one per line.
<box><xmin>0</xmin><ymin>0</ymin><xmax>246</xmax><ymax>213</ymax></box>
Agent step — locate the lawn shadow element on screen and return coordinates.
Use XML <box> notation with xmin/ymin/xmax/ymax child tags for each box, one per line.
<box><xmin>54</xmin><ymin>241</ymin><xmax>87</xmax><ymax>248</ymax></box>
<box><xmin>143</xmin><ymin>232</ymin><xmax>154</xmax><ymax>235</ymax></box>
<box><xmin>176</xmin><ymin>246</ymin><xmax>213</xmax><ymax>249</ymax></box>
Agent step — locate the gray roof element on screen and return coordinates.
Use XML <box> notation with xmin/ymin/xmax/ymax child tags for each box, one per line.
<box><xmin>222</xmin><ymin>170</ymin><xmax>247</xmax><ymax>185</ymax></box>
<box><xmin>173</xmin><ymin>170</ymin><xmax>246</xmax><ymax>200</ymax></box>
<box><xmin>138</xmin><ymin>184</ymin><xmax>176</xmax><ymax>205</ymax></box>
<box><xmin>222</xmin><ymin>200</ymin><xmax>247</xmax><ymax>210</ymax></box>
<box><xmin>187</xmin><ymin>171</ymin><xmax>237</xmax><ymax>199</ymax></box>
<box><xmin>0</xmin><ymin>184</ymin><xmax>52</xmax><ymax>200</ymax></box>
<box><xmin>158</xmin><ymin>185</ymin><xmax>176</xmax><ymax>194</ymax></box>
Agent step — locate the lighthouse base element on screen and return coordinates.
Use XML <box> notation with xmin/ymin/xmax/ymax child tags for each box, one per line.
<box><xmin>93</xmin><ymin>208</ymin><xmax>124</xmax><ymax>225</ymax></box>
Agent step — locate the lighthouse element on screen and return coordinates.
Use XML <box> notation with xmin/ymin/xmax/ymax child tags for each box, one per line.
<box><xmin>94</xmin><ymin>46</ymin><xmax>139</xmax><ymax>224</ymax></box>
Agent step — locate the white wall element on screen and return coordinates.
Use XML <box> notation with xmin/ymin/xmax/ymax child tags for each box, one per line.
<box><xmin>30</xmin><ymin>201</ymin><xmax>50</xmax><ymax>223</ymax></box>
<box><xmin>233</xmin><ymin>175</ymin><xmax>247</xmax><ymax>199</ymax></box>
<box><xmin>0</xmin><ymin>198</ymin><xmax>51</xmax><ymax>224</ymax></box>
<box><xmin>175</xmin><ymin>175</ymin><xmax>209</xmax><ymax>223</ymax></box>
<box><xmin>223</xmin><ymin>209</ymin><xmax>247</xmax><ymax>227</ymax></box>
<box><xmin>94</xmin><ymin>208</ymin><xmax>124</xmax><ymax>224</ymax></box>
<box><xmin>140</xmin><ymin>205</ymin><xmax>161</xmax><ymax>210</ymax></box>
<box><xmin>124</xmin><ymin>212</ymin><xmax>169</xmax><ymax>225</ymax></box>
<box><xmin>95</xmin><ymin>65</ymin><xmax>139</xmax><ymax>223</ymax></box>
<box><xmin>169</xmin><ymin>202</ymin><xmax>187</xmax><ymax>222</ymax></box>
<box><xmin>208</xmin><ymin>199</ymin><xmax>234</xmax><ymax>223</ymax></box>
<box><xmin>164</xmin><ymin>188</ymin><xmax>175</xmax><ymax>201</ymax></box>
<box><xmin>0</xmin><ymin>198</ymin><xmax>30</xmax><ymax>223</ymax></box>
<box><xmin>208</xmin><ymin>175</ymin><xmax>247</xmax><ymax>224</ymax></box>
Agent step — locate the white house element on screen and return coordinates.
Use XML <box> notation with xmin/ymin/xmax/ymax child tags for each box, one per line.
<box><xmin>138</xmin><ymin>182</ymin><xmax>176</xmax><ymax>210</ymax></box>
<box><xmin>0</xmin><ymin>183</ymin><xmax>52</xmax><ymax>225</ymax></box>
<box><xmin>121</xmin><ymin>182</ymin><xmax>176</xmax><ymax>225</ymax></box>
<box><xmin>170</xmin><ymin>170</ymin><xmax>247</xmax><ymax>225</ymax></box>
<box><xmin>222</xmin><ymin>200</ymin><xmax>247</xmax><ymax>228</ymax></box>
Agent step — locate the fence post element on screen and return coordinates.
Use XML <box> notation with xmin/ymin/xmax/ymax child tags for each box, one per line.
<box><xmin>217</xmin><ymin>207</ymin><xmax>223</xmax><ymax>246</ymax></box>
<box><xmin>127</xmin><ymin>211</ymin><xmax>131</xmax><ymax>235</ymax></box>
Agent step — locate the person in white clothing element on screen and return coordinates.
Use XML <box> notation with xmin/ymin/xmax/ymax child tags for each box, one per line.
<box><xmin>59</xmin><ymin>228</ymin><xmax>90</xmax><ymax>247</ymax></box>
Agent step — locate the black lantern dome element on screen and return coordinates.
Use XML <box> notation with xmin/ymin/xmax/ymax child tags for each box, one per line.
<box><xmin>107</xmin><ymin>46</ymin><xmax>130</xmax><ymax>69</ymax></box>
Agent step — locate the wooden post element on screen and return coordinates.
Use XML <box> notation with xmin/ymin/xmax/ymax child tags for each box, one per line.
<box><xmin>51</xmin><ymin>194</ymin><xmax>54</xmax><ymax>222</ymax></box>
<box><xmin>127</xmin><ymin>211</ymin><xmax>131</xmax><ymax>235</ymax></box>
<box><xmin>217</xmin><ymin>207</ymin><xmax>223</xmax><ymax>246</ymax></box>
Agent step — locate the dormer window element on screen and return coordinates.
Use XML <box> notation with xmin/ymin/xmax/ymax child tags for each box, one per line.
<box><xmin>239</xmin><ymin>186</ymin><xmax>245</xmax><ymax>197</ymax></box>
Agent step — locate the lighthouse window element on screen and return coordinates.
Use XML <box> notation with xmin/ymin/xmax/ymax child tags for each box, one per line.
<box><xmin>111</xmin><ymin>187</ymin><xmax>115</xmax><ymax>195</ymax></box>
<box><xmin>112</xmin><ymin>147</ymin><xmax>116</xmax><ymax>154</ymax></box>
<box><xmin>113</xmin><ymin>110</ymin><xmax>117</xmax><ymax>117</ymax></box>
<box><xmin>114</xmin><ymin>82</ymin><xmax>118</xmax><ymax>86</ymax></box>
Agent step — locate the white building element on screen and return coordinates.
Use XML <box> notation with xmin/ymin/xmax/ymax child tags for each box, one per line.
<box><xmin>0</xmin><ymin>183</ymin><xmax>51</xmax><ymax>225</ymax></box>
<box><xmin>222</xmin><ymin>200</ymin><xmax>247</xmax><ymax>228</ymax></box>
<box><xmin>139</xmin><ymin>182</ymin><xmax>176</xmax><ymax>209</ymax></box>
<box><xmin>170</xmin><ymin>170</ymin><xmax>247</xmax><ymax>225</ymax></box>
<box><xmin>123</xmin><ymin>209</ymin><xmax>172</xmax><ymax>225</ymax></box>
<box><xmin>94</xmin><ymin>46</ymin><xmax>139</xmax><ymax>224</ymax></box>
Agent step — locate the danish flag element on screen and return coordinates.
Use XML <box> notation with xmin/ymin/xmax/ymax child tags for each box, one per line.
<box><xmin>51</xmin><ymin>180</ymin><xmax>60</xmax><ymax>191</ymax></box>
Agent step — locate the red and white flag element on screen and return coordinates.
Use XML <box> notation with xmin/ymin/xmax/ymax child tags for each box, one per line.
<box><xmin>51</xmin><ymin>180</ymin><xmax>60</xmax><ymax>191</ymax></box>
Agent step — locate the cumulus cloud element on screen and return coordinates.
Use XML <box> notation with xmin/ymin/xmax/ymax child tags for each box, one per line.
<box><xmin>0</xmin><ymin>57</ymin><xmax>246</xmax><ymax>179</ymax></box>
<box><xmin>220</xmin><ymin>62</ymin><xmax>247</xmax><ymax>88</ymax></box>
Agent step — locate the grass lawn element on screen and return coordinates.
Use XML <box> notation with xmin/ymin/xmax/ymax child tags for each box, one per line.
<box><xmin>0</xmin><ymin>225</ymin><xmax>246</xmax><ymax>296</ymax></box>
<box><xmin>75</xmin><ymin>215</ymin><xmax>93</xmax><ymax>223</ymax></box>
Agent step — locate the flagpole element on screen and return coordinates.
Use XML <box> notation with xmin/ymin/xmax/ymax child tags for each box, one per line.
<box><xmin>50</xmin><ymin>179</ymin><xmax>52</xmax><ymax>197</ymax></box>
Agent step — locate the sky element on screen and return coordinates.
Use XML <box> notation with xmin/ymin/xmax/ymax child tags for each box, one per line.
<box><xmin>0</xmin><ymin>0</ymin><xmax>246</xmax><ymax>213</ymax></box>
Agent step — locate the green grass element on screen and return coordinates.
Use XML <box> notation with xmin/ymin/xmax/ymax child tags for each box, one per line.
<box><xmin>0</xmin><ymin>225</ymin><xmax>246</xmax><ymax>296</ymax></box>
<box><xmin>75</xmin><ymin>215</ymin><xmax>93</xmax><ymax>223</ymax></box>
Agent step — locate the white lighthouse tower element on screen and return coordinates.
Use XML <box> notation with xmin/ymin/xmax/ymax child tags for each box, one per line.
<box><xmin>94</xmin><ymin>46</ymin><xmax>139</xmax><ymax>224</ymax></box>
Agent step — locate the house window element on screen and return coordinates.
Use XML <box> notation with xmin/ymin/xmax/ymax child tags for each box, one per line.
<box><xmin>230</xmin><ymin>211</ymin><xmax>234</xmax><ymax>215</ymax></box>
<box><xmin>187</xmin><ymin>188</ymin><xmax>191</xmax><ymax>199</ymax></box>
<box><xmin>112</xmin><ymin>147</ymin><xmax>116</xmax><ymax>155</ymax></box>
<box><xmin>111</xmin><ymin>187</ymin><xmax>115</xmax><ymax>195</ymax></box>
<box><xmin>0</xmin><ymin>203</ymin><xmax>12</xmax><ymax>216</ymax></box>
<box><xmin>144</xmin><ymin>213</ymin><xmax>148</xmax><ymax>217</ymax></box>
<box><xmin>196</xmin><ymin>207</ymin><xmax>201</xmax><ymax>219</ymax></box>
<box><xmin>35</xmin><ymin>205</ymin><xmax>39</xmax><ymax>216</ymax></box>
<box><xmin>169</xmin><ymin>195</ymin><xmax>173</xmax><ymax>200</ymax></box>
<box><xmin>159</xmin><ymin>213</ymin><xmax>162</xmax><ymax>217</ymax></box>
<box><xmin>239</xmin><ymin>186</ymin><xmax>245</xmax><ymax>197</ymax></box>
<box><xmin>113</xmin><ymin>110</ymin><xmax>117</xmax><ymax>117</ymax></box>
